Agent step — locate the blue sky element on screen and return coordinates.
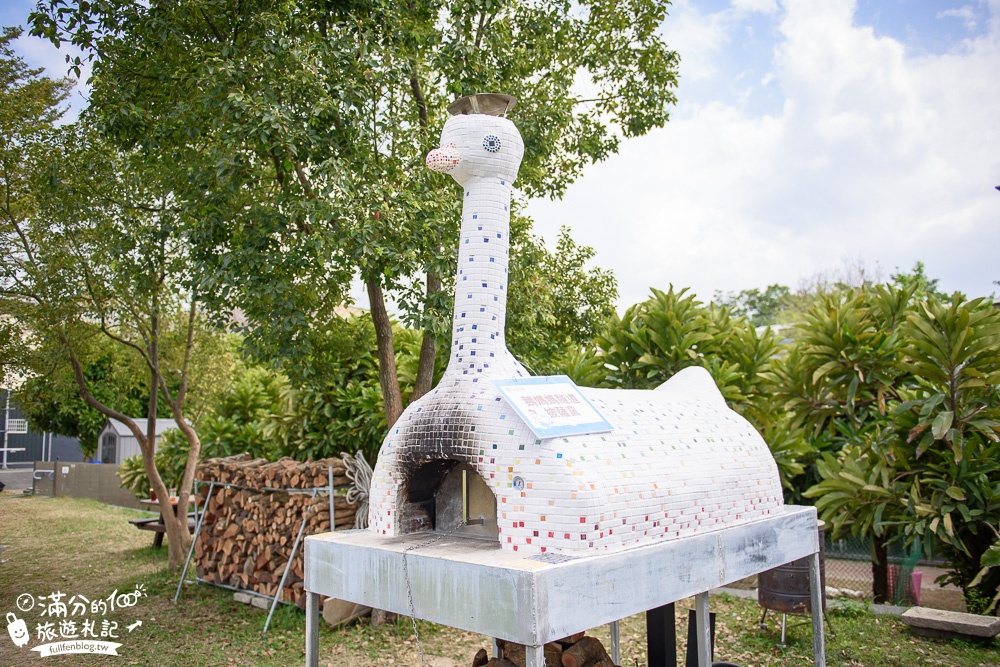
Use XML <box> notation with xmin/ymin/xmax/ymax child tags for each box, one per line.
<box><xmin>5</xmin><ymin>0</ymin><xmax>999</xmax><ymax>309</ymax></box>
<box><xmin>527</xmin><ymin>0</ymin><xmax>1000</xmax><ymax>307</ymax></box>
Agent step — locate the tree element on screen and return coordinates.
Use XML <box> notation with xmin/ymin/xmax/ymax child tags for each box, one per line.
<box><xmin>0</xmin><ymin>25</ymin><xmax>71</xmax><ymax>386</ymax></box>
<box><xmin>30</xmin><ymin>0</ymin><xmax>679</xmax><ymax>427</ymax></box>
<box><xmin>1</xmin><ymin>113</ymin><xmax>226</xmax><ymax>566</ymax></box>
<box><xmin>893</xmin><ymin>296</ymin><xmax>1000</xmax><ymax>612</ymax></box>
<box><xmin>889</xmin><ymin>261</ymin><xmax>952</xmax><ymax>302</ymax></box>
<box><xmin>800</xmin><ymin>288</ymin><xmax>1000</xmax><ymax>609</ymax></box>
<box><xmin>502</xmin><ymin>222</ymin><xmax>618</xmax><ymax>375</ymax></box>
<box><xmin>713</xmin><ymin>284</ymin><xmax>791</xmax><ymax>327</ymax></box>
<box><xmin>783</xmin><ymin>284</ymin><xmax>915</xmax><ymax>601</ymax></box>
<box><xmin>17</xmin><ymin>333</ymin><xmax>151</xmax><ymax>459</ymax></box>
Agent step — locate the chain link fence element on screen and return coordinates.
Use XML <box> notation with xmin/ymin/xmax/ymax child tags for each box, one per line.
<box><xmin>825</xmin><ymin>534</ymin><xmax>930</xmax><ymax>605</ymax></box>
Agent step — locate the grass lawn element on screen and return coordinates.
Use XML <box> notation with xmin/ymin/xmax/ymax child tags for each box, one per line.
<box><xmin>1</xmin><ymin>493</ymin><xmax>997</xmax><ymax>667</ymax></box>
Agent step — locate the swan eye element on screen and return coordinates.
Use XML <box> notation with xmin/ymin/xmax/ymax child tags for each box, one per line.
<box><xmin>483</xmin><ymin>135</ymin><xmax>501</xmax><ymax>153</ymax></box>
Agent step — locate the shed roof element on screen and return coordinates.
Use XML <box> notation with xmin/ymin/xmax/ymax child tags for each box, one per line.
<box><xmin>102</xmin><ymin>418</ymin><xmax>181</xmax><ymax>438</ymax></box>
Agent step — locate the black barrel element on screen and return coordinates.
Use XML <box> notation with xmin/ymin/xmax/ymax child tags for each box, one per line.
<box><xmin>757</xmin><ymin>520</ymin><xmax>826</xmax><ymax>614</ymax></box>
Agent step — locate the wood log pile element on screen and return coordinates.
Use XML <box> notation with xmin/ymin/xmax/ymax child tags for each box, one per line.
<box><xmin>474</xmin><ymin>633</ymin><xmax>618</xmax><ymax>667</ymax></box>
<box><xmin>194</xmin><ymin>453</ymin><xmax>358</xmax><ymax>609</ymax></box>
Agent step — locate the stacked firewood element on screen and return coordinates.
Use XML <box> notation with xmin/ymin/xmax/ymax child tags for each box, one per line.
<box><xmin>196</xmin><ymin>453</ymin><xmax>353</xmax><ymax>489</ymax></box>
<box><xmin>194</xmin><ymin>454</ymin><xmax>359</xmax><ymax>608</ymax></box>
<box><xmin>473</xmin><ymin>633</ymin><xmax>618</xmax><ymax>667</ymax></box>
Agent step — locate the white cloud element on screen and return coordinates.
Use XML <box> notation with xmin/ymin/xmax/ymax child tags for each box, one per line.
<box><xmin>662</xmin><ymin>1</ymin><xmax>734</xmax><ymax>81</ymax></box>
<box><xmin>526</xmin><ymin>0</ymin><xmax>1000</xmax><ymax>309</ymax></box>
<box><xmin>732</xmin><ymin>0</ymin><xmax>779</xmax><ymax>14</ymax></box>
<box><xmin>937</xmin><ymin>6</ymin><xmax>978</xmax><ymax>31</ymax></box>
<box><xmin>664</xmin><ymin>0</ymin><xmax>781</xmax><ymax>83</ymax></box>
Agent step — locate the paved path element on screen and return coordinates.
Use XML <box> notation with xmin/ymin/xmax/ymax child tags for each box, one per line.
<box><xmin>0</xmin><ymin>466</ymin><xmax>33</xmax><ymax>492</ymax></box>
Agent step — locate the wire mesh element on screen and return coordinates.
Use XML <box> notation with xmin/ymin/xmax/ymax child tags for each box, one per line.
<box><xmin>824</xmin><ymin>534</ymin><xmax>925</xmax><ymax>605</ymax></box>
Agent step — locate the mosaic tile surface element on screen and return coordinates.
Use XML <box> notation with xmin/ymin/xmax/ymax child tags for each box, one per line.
<box><xmin>367</xmin><ymin>103</ymin><xmax>783</xmax><ymax>554</ymax></box>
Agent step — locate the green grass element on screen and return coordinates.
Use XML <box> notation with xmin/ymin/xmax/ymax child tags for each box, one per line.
<box><xmin>1</xmin><ymin>494</ymin><xmax>997</xmax><ymax>666</ymax></box>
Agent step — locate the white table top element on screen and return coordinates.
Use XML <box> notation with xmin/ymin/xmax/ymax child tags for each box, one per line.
<box><xmin>305</xmin><ymin>504</ymin><xmax>818</xmax><ymax>645</ymax></box>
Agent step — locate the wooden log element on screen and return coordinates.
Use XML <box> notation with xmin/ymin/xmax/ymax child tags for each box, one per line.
<box><xmin>472</xmin><ymin>648</ymin><xmax>490</xmax><ymax>667</ymax></box>
<box><xmin>561</xmin><ymin>637</ymin><xmax>614</xmax><ymax>667</ymax></box>
<box><xmin>556</xmin><ymin>632</ymin><xmax>585</xmax><ymax>648</ymax></box>
<box><xmin>499</xmin><ymin>641</ymin><xmax>562</xmax><ymax>667</ymax></box>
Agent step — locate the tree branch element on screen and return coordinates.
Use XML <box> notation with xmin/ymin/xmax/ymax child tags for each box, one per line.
<box><xmin>198</xmin><ymin>8</ymin><xmax>224</xmax><ymax>43</ymax></box>
<box><xmin>272</xmin><ymin>154</ymin><xmax>285</xmax><ymax>188</ymax></box>
<box><xmin>293</xmin><ymin>161</ymin><xmax>315</xmax><ymax>198</ymax></box>
<box><xmin>474</xmin><ymin>10</ymin><xmax>487</xmax><ymax>49</ymax></box>
<box><xmin>412</xmin><ymin>270</ymin><xmax>441</xmax><ymax>401</ymax></box>
<box><xmin>66</xmin><ymin>342</ymin><xmax>148</xmax><ymax>443</ymax></box>
<box><xmin>3</xmin><ymin>214</ymin><xmax>38</xmax><ymax>269</ymax></box>
<box><xmin>409</xmin><ymin>69</ymin><xmax>428</xmax><ymax>130</ymax></box>
<box><xmin>176</xmin><ymin>295</ymin><xmax>197</xmax><ymax>406</ymax></box>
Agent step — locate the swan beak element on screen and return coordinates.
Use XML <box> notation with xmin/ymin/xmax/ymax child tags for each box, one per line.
<box><xmin>426</xmin><ymin>143</ymin><xmax>460</xmax><ymax>173</ymax></box>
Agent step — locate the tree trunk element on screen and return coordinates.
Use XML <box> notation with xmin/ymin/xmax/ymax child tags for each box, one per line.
<box><xmin>871</xmin><ymin>534</ymin><xmax>890</xmax><ymax>604</ymax></box>
<box><xmin>367</xmin><ymin>278</ymin><xmax>403</xmax><ymax>427</ymax></box>
<box><xmin>412</xmin><ymin>271</ymin><xmax>441</xmax><ymax>402</ymax></box>
<box><xmin>163</xmin><ymin>401</ymin><xmax>200</xmax><ymax>566</ymax></box>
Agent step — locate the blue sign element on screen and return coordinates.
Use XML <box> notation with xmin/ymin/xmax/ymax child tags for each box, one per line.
<box><xmin>493</xmin><ymin>375</ymin><xmax>613</xmax><ymax>439</ymax></box>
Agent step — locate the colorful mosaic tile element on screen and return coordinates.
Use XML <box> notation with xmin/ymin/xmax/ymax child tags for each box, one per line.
<box><xmin>369</xmin><ymin>100</ymin><xmax>783</xmax><ymax>555</ymax></box>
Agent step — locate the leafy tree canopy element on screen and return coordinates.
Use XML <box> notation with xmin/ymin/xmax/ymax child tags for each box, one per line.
<box><xmin>17</xmin><ymin>331</ymin><xmax>153</xmax><ymax>458</ymax></box>
<box><xmin>712</xmin><ymin>283</ymin><xmax>791</xmax><ymax>327</ymax></box>
<box><xmin>889</xmin><ymin>261</ymin><xmax>954</xmax><ymax>302</ymax></box>
<box><xmin>29</xmin><ymin>0</ymin><xmax>679</xmax><ymax>422</ymax></box>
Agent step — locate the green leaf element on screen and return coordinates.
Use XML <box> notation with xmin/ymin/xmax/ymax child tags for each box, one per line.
<box><xmin>982</xmin><ymin>543</ymin><xmax>1000</xmax><ymax>569</ymax></box>
<box><xmin>838</xmin><ymin>472</ymin><xmax>867</xmax><ymax>487</ymax></box>
<box><xmin>945</xmin><ymin>486</ymin><xmax>966</xmax><ymax>501</ymax></box>
<box><xmin>931</xmin><ymin>411</ymin><xmax>953</xmax><ymax>440</ymax></box>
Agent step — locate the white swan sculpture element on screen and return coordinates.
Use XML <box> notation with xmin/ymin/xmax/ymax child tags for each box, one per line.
<box><xmin>367</xmin><ymin>95</ymin><xmax>782</xmax><ymax>554</ymax></box>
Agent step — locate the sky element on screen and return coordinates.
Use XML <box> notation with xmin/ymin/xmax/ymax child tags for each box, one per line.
<box><xmin>4</xmin><ymin>0</ymin><xmax>999</xmax><ymax>311</ymax></box>
<box><xmin>527</xmin><ymin>0</ymin><xmax>1000</xmax><ymax>308</ymax></box>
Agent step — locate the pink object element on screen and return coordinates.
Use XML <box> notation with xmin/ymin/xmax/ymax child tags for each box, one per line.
<box><xmin>425</xmin><ymin>143</ymin><xmax>460</xmax><ymax>172</ymax></box>
<box><xmin>911</xmin><ymin>570</ymin><xmax>923</xmax><ymax>606</ymax></box>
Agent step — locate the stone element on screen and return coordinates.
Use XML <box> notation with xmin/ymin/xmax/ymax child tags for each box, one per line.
<box><xmin>322</xmin><ymin>597</ymin><xmax>370</xmax><ymax>627</ymax></box>
<box><xmin>250</xmin><ymin>596</ymin><xmax>270</xmax><ymax>610</ymax></box>
<box><xmin>233</xmin><ymin>592</ymin><xmax>252</xmax><ymax>604</ymax></box>
<box><xmin>900</xmin><ymin>606</ymin><xmax>1000</xmax><ymax>641</ymax></box>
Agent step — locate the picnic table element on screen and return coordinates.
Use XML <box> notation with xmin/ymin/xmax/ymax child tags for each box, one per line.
<box><xmin>130</xmin><ymin>497</ymin><xmax>198</xmax><ymax>548</ymax></box>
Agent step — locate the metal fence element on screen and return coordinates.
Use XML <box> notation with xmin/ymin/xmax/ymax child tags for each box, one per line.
<box><xmin>825</xmin><ymin>533</ymin><xmax>926</xmax><ymax>605</ymax></box>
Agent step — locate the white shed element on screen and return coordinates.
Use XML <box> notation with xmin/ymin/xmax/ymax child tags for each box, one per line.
<box><xmin>97</xmin><ymin>418</ymin><xmax>180</xmax><ymax>465</ymax></box>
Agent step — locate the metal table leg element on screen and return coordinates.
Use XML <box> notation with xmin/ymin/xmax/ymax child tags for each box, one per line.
<box><xmin>646</xmin><ymin>603</ymin><xmax>677</xmax><ymax>667</ymax></box>
<box><xmin>525</xmin><ymin>644</ymin><xmax>545</xmax><ymax>667</ymax></box>
<box><xmin>609</xmin><ymin>620</ymin><xmax>620</xmax><ymax>664</ymax></box>
<box><xmin>809</xmin><ymin>551</ymin><xmax>826</xmax><ymax>667</ymax></box>
<box><xmin>305</xmin><ymin>591</ymin><xmax>320</xmax><ymax>667</ymax></box>
<box><xmin>695</xmin><ymin>592</ymin><xmax>711</xmax><ymax>667</ymax></box>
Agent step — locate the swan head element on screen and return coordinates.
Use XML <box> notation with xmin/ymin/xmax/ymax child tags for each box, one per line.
<box><xmin>426</xmin><ymin>95</ymin><xmax>524</xmax><ymax>186</ymax></box>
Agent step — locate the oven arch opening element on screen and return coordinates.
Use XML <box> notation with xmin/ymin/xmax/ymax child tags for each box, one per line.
<box><xmin>396</xmin><ymin>460</ymin><xmax>498</xmax><ymax>540</ymax></box>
